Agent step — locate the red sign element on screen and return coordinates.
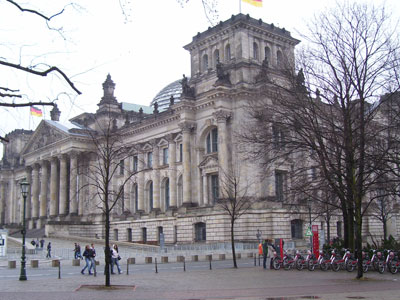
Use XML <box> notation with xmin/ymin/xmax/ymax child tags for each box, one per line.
<box><xmin>312</xmin><ymin>225</ymin><xmax>318</xmax><ymax>233</ymax></box>
<box><xmin>280</xmin><ymin>239</ymin><xmax>284</xmax><ymax>259</ymax></box>
<box><xmin>313</xmin><ymin>231</ymin><xmax>319</xmax><ymax>258</ymax></box>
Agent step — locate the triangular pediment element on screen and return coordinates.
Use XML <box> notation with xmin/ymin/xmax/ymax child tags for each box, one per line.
<box><xmin>198</xmin><ymin>154</ymin><xmax>219</xmax><ymax>171</ymax></box>
<box><xmin>22</xmin><ymin>120</ymin><xmax>69</xmax><ymax>154</ymax></box>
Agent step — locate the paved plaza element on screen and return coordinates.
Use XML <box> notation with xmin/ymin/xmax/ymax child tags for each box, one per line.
<box><xmin>1</xmin><ymin>237</ymin><xmax>399</xmax><ymax>299</ymax></box>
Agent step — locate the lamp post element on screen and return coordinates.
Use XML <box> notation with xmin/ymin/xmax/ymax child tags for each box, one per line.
<box><xmin>19</xmin><ymin>179</ymin><xmax>30</xmax><ymax>281</ymax></box>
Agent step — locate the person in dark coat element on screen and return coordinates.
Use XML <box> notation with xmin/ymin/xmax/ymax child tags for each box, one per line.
<box><xmin>46</xmin><ymin>242</ymin><xmax>51</xmax><ymax>258</ymax></box>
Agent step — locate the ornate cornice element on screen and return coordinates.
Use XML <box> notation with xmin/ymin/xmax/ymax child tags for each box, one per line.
<box><xmin>178</xmin><ymin>121</ymin><xmax>197</xmax><ymax>133</ymax></box>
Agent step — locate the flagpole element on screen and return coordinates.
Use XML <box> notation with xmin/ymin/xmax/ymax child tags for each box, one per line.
<box><xmin>239</xmin><ymin>0</ymin><xmax>241</xmax><ymax>13</ymax></box>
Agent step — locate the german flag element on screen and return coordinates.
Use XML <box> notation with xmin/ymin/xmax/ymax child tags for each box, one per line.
<box><xmin>242</xmin><ymin>0</ymin><xmax>262</xmax><ymax>7</ymax></box>
<box><xmin>30</xmin><ymin>106</ymin><xmax>43</xmax><ymax>117</ymax></box>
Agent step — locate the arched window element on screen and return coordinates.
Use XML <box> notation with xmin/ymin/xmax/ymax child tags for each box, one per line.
<box><xmin>147</xmin><ymin>181</ymin><xmax>153</xmax><ymax>211</ymax></box>
<box><xmin>291</xmin><ymin>219</ymin><xmax>303</xmax><ymax>239</ymax></box>
<box><xmin>206</xmin><ymin>127</ymin><xmax>218</xmax><ymax>153</ymax></box>
<box><xmin>265</xmin><ymin>46</ymin><xmax>271</xmax><ymax>63</ymax></box>
<box><xmin>277</xmin><ymin>50</ymin><xmax>283</xmax><ymax>67</ymax></box>
<box><xmin>194</xmin><ymin>222</ymin><xmax>206</xmax><ymax>241</ymax></box>
<box><xmin>177</xmin><ymin>175</ymin><xmax>183</xmax><ymax>207</ymax></box>
<box><xmin>225</xmin><ymin>44</ymin><xmax>231</xmax><ymax>61</ymax></box>
<box><xmin>202</xmin><ymin>54</ymin><xmax>209</xmax><ymax>72</ymax></box>
<box><xmin>253</xmin><ymin>42</ymin><xmax>259</xmax><ymax>60</ymax></box>
<box><xmin>213</xmin><ymin>49</ymin><xmax>220</xmax><ymax>68</ymax></box>
<box><xmin>164</xmin><ymin>178</ymin><xmax>170</xmax><ymax>210</ymax></box>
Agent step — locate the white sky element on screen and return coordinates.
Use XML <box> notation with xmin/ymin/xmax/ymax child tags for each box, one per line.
<box><xmin>0</xmin><ymin>0</ymin><xmax>399</xmax><ymax>145</ymax></box>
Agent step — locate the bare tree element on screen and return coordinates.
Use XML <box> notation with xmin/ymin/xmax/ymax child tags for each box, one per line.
<box><xmin>216</xmin><ymin>166</ymin><xmax>253</xmax><ymax>268</ymax></box>
<box><xmin>240</xmin><ymin>2</ymin><xmax>400</xmax><ymax>279</ymax></box>
<box><xmin>78</xmin><ymin>112</ymin><xmax>141</xmax><ymax>286</ymax></box>
<box><xmin>0</xmin><ymin>1</ymin><xmax>81</xmax><ymax>142</ymax></box>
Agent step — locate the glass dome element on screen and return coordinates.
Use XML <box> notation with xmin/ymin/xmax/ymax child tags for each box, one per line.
<box><xmin>150</xmin><ymin>79</ymin><xmax>183</xmax><ymax>111</ymax></box>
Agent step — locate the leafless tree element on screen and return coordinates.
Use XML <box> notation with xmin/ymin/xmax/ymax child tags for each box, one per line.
<box><xmin>216</xmin><ymin>166</ymin><xmax>254</xmax><ymax>268</ymax></box>
<box><xmin>0</xmin><ymin>1</ymin><xmax>81</xmax><ymax>142</ymax></box>
<box><xmin>240</xmin><ymin>2</ymin><xmax>400</xmax><ymax>279</ymax></box>
<box><xmin>77</xmin><ymin>112</ymin><xmax>142</xmax><ymax>286</ymax></box>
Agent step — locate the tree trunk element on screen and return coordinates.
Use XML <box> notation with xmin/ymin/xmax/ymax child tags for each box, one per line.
<box><xmin>231</xmin><ymin>218</ymin><xmax>237</xmax><ymax>268</ymax></box>
<box><xmin>342</xmin><ymin>211</ymin><xmax>349</xmax><ymax>248</ymax></box>
<box><xmin>383</xmin><ymin>219</ymin><xmax>387</xmax><ymax>241</ymax></box>
<box><xmin>105</xmin><ymin>195</ymin><xmax>111</xmax><ymax>286</ymax></box>
<box><xmin>355</xmin><ymin>197</ymin><xmax>363</xmax><ymax>279</ymax></box>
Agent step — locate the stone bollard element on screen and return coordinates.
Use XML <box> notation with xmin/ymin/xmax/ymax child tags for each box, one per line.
<box><xmin>161</xmin><ymin>256</ymin><xmax>168</xmax><ymax>263</ymax></box>
<box><xmin>72</xmin><ymin>259</ymin><xmax>80</xmax><ymax>266</ymax></box>
<box><xmin>95</xmin><ymin>260</ymin><xmax>100</xmax><ymax>266</ymax></box>
<box><xmin>145</xmin><ymin>257</ymin><xmax>152</xmax><ymax>264</ymax></box>
<box><xmin>31</xmin><ymin>259</ymin><xmax>39</xmax><ymax>268</ymax></box>
<box><xmin>127</xmin><ymin>257</ymin><xmax>136</xmax><ymax>264</ymax></box>
<box><xmin>52</xmin><ymin>260</ymin><xmax>60</xmax><ymax>267</ymax></box>
<box><xmin>219</xmin><ymin>254</ymin><xmax>226</xmax><ymax>260</ymax></box>
<box><xmin>176</xmin><ymin>256</ymin><xmax>185</xmax><ymax>262</ymax></box>
<box><xmin>8</xmin><ymin>261</ymin><xmax>16</xmax><ymax>269</ymax></box>
<box><xmin>191</xmin><ymin>255</ymin><xmax>198</xmax><ymax>262</ymax></box>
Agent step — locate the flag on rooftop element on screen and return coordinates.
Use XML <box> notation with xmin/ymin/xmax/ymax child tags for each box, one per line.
<box><xmin>242</xmin><ymin>0</ymin><xmax>262</xmax><ymax>7</ymax></box>
<box><xmin>30</xmin><ymin>106</ymin><xmax>43</xmax><ymax>117</ymax></box>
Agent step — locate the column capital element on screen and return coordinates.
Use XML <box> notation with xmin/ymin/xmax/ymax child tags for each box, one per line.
<box><xmin>178</xmin><ymin>121</ymin><xmax>196</xmax><ymax>133</ymax></box>
<box><xmin>213</xmin><ymin>110</ymin><xmax>232</xmax><ymax>123</ymax></box>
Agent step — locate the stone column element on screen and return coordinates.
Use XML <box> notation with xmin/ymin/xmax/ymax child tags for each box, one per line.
<box><xmin>153</xmin><ymin>144</ymin><xmax>160</xmax><ymax>211</ymax></box>
<box><xmin>203</xmin><ymin>174</ymin><xmax>209</xmax><ymax>206</ymax></box>
<box><xmin>59</xmin><ymin>154</ymin><xmax>68</xmax><ymax>216</ymax></box>
<box><xmin>49</xmin><ymin>157</ymin><xmax>59</xmax><ymax>217</ymax></box>
<box><xmin>69</xmin><ymin>152</ymin><xmax>78</xmax><ymax>215</ymax></box>
<box><xmin>39</xmin><ymin>161</ymin><xmax>49</xmax><ymax>219</ymax></box>
<box><xmin>179</xmin><ymin>122</ymin><xmax>196</xmax><ymax>206</ymax></box>
<box><xmin>31</xmin><ymin>164</ymin><xmax>40</xmax><ymax>219</ymax></box>
<box><xmin>25</xmin><ymin>167</ymin><xmax>32</xmax><ymax>220</ymax></box>
<box><xmin>137</xmin><ymin>152</ymin><xmax>145</xmax><ymax>212</ymax></box>
<box><xmin>168</xmin><ymin>138</ymin><xmax>177</xmax><ymax>208</ymax></box>
<box><xmin>124</xmin><ymin>157</ymin><xmax>131</xmax><ymax>213</ymax></box>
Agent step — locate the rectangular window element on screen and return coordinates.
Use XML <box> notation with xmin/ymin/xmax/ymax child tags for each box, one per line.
<box><xmin>179</xmin><ymin>143</ymin><xmax>183</xmax><ymax>162</ymax></box>
<box><xmin>272</xmin><ymin>125</ymin><xmax>285</xmax><ymax>150</ymax></box>
<box><xmin>163</xmin><ymin>148</ymin><xmax>169</xmax><ymax>165</ymax></box>
<box><xmin>275</xmin><ymin>170</ymin><xmax>287</xmax><ymax>202</ymax></box>
<box><xmin>119</xmin><ymin>159</ymin><xmax>124</xmax><ymax>175</ymax></box>
<box><xmin>147</xmin><ymin>152</ymin><xmax>153</xmax><ymax>168</ymax></box>
<box><xmin>133</xmin><ymin>155</ymin><xmax>138</xmax><ymax>172</ymax></box>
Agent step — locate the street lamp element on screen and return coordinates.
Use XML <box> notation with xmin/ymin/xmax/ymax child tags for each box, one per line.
<box><xmin>19</xmin><ymin>179</ymin><xmax>30</xmax><ymax>281</ymax></box>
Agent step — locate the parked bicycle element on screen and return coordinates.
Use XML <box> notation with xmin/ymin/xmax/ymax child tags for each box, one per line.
<box><xmin>319</xmin><ymin>249</ymin><xmax>337</xmax><ymax>271</ymax></box>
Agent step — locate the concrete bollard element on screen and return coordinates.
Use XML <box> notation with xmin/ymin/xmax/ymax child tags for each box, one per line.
<box><xmin>31</xmin><ymin>259</ymin><xmax>39</xmax><ymax>268</ymax></box>
<box><xmin>8</xmin><ymin>261</ymin><xmax>16</xmax><ymax>269</ymax></box>
<box><xmin>127</xmin><ymin>257</ymin><xmax>136</xmax><ymax>264</ymax></box>
<box><xmin>95</xmin><ymin>260</ymin><xmax>100</xmax><ymax>265</ymax></box>
<box><xmin>52</xmin><ymin>260</ymin><xmax>60</xmax><ymax>267</ymax></box>
<box><xmin>72</xmin><ymin>259</ymin><xmax>80</xmax><ymax>266</ymax></box>
<box><xmin>191</xmin><ymin>255</ymin><xmax>198</xmax><ymax>262</ymax></box>
<box><xmin>161</xmin><ymin>256</ymin><xmax>168</xmax><ymax>263</ymax></box>
<box><xmin>176</xmin><ymin>256</ymin><xmax>185</xmax><ymax>262</ymax></box>
<box><xmin>145</xmin><ymin>257</ymin><xmax>152</xmax><ymax>264</ymax></box>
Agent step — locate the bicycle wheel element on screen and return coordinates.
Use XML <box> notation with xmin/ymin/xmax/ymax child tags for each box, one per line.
<box><xmin>272</xmin><ymin>257</ymin><xmax>281</xmax><ymax>270</ymax></box>
<box><xmin>308</xmin><ymin>260</ymin><xmax>316</xmax><ymax>271</ymax></box>
<box><xmin>296</xmin><ymin>259</ymin><xmax>304</xmax><ymax>271</ymax></box>
<box><xmin>346</xmin><ymin>260</ymin><xmax>356</xmax><ymax>272</ymax></box>
<box><xmin>377</xmin><ymin>261</ymin><xmax>385</xmax><ymax>274</ymax></box>
<box><xmin>362</xmin><ymin>260</ymin><xmax>369</xmax><ymax>273</ymax></box>
<box><xmin>320</xmin><ymin>260</ymin><xmax>329</xmax><ymax>271</ymax></box>
<box><xmin>283</xmin><ymin>257</ymin><xmax>292</xmax><ymax>270</ymax></box>
<box><xmin>389</xmin><ymin>261</ymin><xmax>398</xmax><ymax>274</ymax></box>
<box><xmin>332</xmin><ymin>261</ymin><xmax>340</xmax><ymax>272</ymax></box>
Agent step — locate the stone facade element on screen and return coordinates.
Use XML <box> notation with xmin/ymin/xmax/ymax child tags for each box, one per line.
<box><xmin>0</xmin><ymin>14</ymin><xmax>398</xmax><ymax>246</ymax></box>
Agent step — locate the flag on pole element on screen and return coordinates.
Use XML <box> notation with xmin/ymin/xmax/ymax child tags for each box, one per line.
<box><xmin>242</xmin><ymin>0</ymin><xmax>262</xmax><ymax>7</ymax></box>
<box><xmin>30</xmin><ymin>106</ymin><xmax>43</xmax><ymax>117</ymax></box>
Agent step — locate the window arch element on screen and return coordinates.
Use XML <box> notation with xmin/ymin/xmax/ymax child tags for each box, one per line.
<box><xmin>265</xmin><ymin>46</ymin><xmax>271</xmax><ymax>63</ymax></box>
<box><xmin>206</xmin><ymin>127</ymin><xmax>218</xmax><ymax>154</ymax></box>
<box><xmin>253</xmin><ymin>42</ymin><xmax>259</xmax><ymax>60</ymax></box>
<box><xmin>177</xmin><ymin>175</ymin><xmax>183</xmax><ymax>207</ymax></box>
<box><xmin>202</xmin><ymin>54</ymin><xmax>209</xmax><ymax>72</ymax></box>
<box><xmin>291</xmin><ymin>219</ymin><xmax>303</xmax><ymax>239</ymax></box>
<box><xmin>213</xmin><ymin>49</ymin><xmax>220</xmax><ymax>68</ymax></box>
<box><xmin>225</xmin><ymin>44</ymin><xmax>231</xmax><ymax>61</ymax></box>
<box><xmin>146</xmin><ymin>181</ymin><xmax>153</xmax><ymax>211</ymax></box>
<box><xmin>277</xmin><ymin>50</ymin><xmax>283</xmax><ymax>67</ymax></box>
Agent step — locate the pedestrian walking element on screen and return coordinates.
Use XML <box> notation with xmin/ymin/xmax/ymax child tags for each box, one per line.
<box><xmin>40</xmin><ymin>237</ymin><xmax>45</xmax><ymax>249</ymax></box>
<box><xmin>262</xmin><ymin>239</ymin><xmax>269</xmax><ymax>269</ymax></box>
<box><xmin>111</xmin><ymin>244</ymin><xmax>122</xmax><ymax>274</ymax></box>
<box><xmin>46</xmin><ymin>242</ymin><xmax>51</xmax><ymax>258</ymax></box>
<box><xmin>77</xmin><ymin>243</ymin><xmax>82</xmax><ymax>259</ymax></box>
<box><xmin>73</xmin><ymin>243</ymin><xmax>79</xmax><ymax>259</ymax></box>
<box><xmin>89</xmin><ymin>243</ymin><xmax>96</xmax><ymax>274</ymax></box>
<box><xmin>81</xmin><ymin>245</ymin><xmax>92</xmax><ymax>275</ymax></box>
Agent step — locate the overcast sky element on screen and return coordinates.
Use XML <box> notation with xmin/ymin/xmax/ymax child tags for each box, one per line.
<box><xmin>0</xmin><ymin>0</ymin><xmax>399</xmax><ymax>145</ymax></box>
